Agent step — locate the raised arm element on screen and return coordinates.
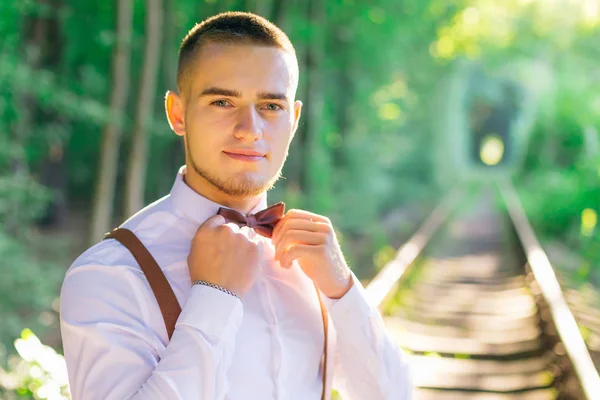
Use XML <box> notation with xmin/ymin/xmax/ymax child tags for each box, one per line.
<box><xmin>325</xmin><ymin>275</ymin><xmax>413</xmax><ymax>399</ymax></box>
<box><xmin>60</xmin><ymin>264</ymin><xmax>243</xmax><ymax>400</ymax></box>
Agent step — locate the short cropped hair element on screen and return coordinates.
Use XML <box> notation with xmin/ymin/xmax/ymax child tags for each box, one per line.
<box><xmin>177</xmin><ymin>12</ymin><xmax>298</xmax><ymax>96</ymax></box>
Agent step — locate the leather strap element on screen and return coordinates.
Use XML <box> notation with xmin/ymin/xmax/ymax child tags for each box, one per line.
<box><xmin>104</xmin><ymin>228</ymin><xmax>181</xmax><ymax>339</ymax></box>
<box><xmin>104</xmin><ymin>227</ymin><xmax>329</xmax><ymax>399</ymax></box>
<box><xmin>315</xmin><ymin>282</ymin><xmax>329</xmax><ymax>400</ymax></box>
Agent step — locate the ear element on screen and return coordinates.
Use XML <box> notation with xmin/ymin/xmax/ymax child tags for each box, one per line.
<box><xmin>165</xmin><ymin>90</ymin><xmax>185</xmax><ymax>136</ymax></box>
<box><xmin>291</xmin><ymin>100</ymin><xmax>303</xmax><ymax>139</ymax></box>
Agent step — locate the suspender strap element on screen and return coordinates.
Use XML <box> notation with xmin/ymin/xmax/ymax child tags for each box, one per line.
<box><xmin>104</xmin><ymin>227</ymin><xmax>329</xmax><ymax>400</ymax></box>
<box><xmin>315</xmin><ymin>282</ymin><xmax>329</xmax><ymax>400</ymax></box>
<box><xmin>104</xmin><ymin>228</ymin><xmax>181</xmax><ymax>340</ymax></box>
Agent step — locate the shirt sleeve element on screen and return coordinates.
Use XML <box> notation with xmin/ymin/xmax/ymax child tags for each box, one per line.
<box><xmin>324</xmin><ymin>272</ymin><xmax>413</xmax><ymax>399</ymax></box>
<box><xmin>59</xmin><ymin>263</ymin><xmax>243</xmax><ymax>400</ymax></box>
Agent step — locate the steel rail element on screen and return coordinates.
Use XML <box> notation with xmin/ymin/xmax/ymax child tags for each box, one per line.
<box><xmin>499</xmin><ymin>177</ymin><xmax>600</xmax><ymax>400</ymax></box>
<box><xmin>365</xmin><ymin>187</ymin><xmax>462</xmax><ymax>308</ymax></box>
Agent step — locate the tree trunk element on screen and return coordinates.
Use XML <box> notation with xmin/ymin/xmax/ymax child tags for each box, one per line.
<box><xmin>123</xmin><ymin>0</ymin><xmax>164</xmax><ymax>218</ymax></box>
<box><xmin>162</xmin><ymin>0</ymin><xmax>177</xmax><ymax>91</ymax></box>
<box><xmin>305</xmin><ymin>0</ymin><xmax>329</xmax><ymax>211</ymax></box>
<box><xmin>7</xmin><ymin>0</ymin><xmax>52</xmax><ymax>235</ymax></box>
<box><xmin>89</xmin><ymin>0</ymin><xmax>133</xmax><ymax>243</ymax></box>
<box><xmin>220</xmin><ymin>0</ymin><xmax>240</xmax><ymax>12</ymax></box>
<box><xmin>13</xmin><ymin>0</ymin><xmax>49</xmax><ymax>178</ymax></box>
<box><xmin>332</xmin><ymin>27</ymin><xmax>352</xmax><ymax>167</ymax></box>
<box><xmin>156</xmin><ymin>0</ymin><xmax>182</xmax><ymax>196</ymax></box>
<box><xmin>35</xmin><ymin>0</ymin><xmax>69</xmax><ymax>229</ymax></box>
<box><xmin>246</xmin><ymin>0</ymin><xmax>275</xmax><ymax>18</ymax></box>
<box><xmin>272</xmin><ymin>0</ymin><xmax>290</xmax><ymax>28</ymax></box>
<box><xmin>280</xmin><ymin>0</ymin><xmax>307</xmax><ymax>196</ymax></box>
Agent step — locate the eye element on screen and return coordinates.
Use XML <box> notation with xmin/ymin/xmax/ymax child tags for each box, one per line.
<box><xmin>263</xmin><ymin>103</ymin><xmax>283</xmax><ymax>111</ymax></box>
<box><xmin>212</xmin><ymin>99</ymin><xmax>231</xmax><ymax>107</ymax></box>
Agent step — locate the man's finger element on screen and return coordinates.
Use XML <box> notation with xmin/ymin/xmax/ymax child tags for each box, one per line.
<box><xmin>279</xmin><ymin>244</ymin><xmax>317</xmax><ymax>268</ymax></box>
<box><xmin>199</xmin><ymin>214</ymin><xmax>226</xmax><ymax>230</ymax></box>
<box><xmin>274</xmin><ymin>230</ymin><xmax>326</xmax><ymax>259</ymax></box>
<box><xmin>272</xmin><ymin>218</ymin><xmax>327</xmax><ymax>245</ymax></box>
<box><xmin>283</xmin><ymin>209</ymin><xmax>329</xmax><ymax>223</ymax></box>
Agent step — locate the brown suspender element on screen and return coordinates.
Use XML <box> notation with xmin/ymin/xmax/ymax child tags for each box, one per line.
<box><xmin>105</xmin><ymin>228</ymin><xmax>181</xmax><ymax>339</ymax></box>
<box><xmin>104</xmin><ymin>228</ymin><xmax>329</xmax><ymax>400</ymax></box>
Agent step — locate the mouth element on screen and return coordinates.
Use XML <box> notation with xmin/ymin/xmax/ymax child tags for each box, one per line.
<box><xmin>223</xmin><ymin>149</ymin><xmax>266</xmax><ymax>162</ymax></box>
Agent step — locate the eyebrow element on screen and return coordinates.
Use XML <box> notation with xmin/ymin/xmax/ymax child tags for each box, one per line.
<box><xmin>199</xmin><ymin>87</ymin><xmax>288</xmax><ymax>101</ymax></box>
<box><xmin>257</xmin><ymin>92</ymin><xmax>287</xmax><ymax>101</ymax></box>
<box><xmin>200</xmin><ymin>87</ymin><xmax>241</xmax><ymax>97</ymax></box>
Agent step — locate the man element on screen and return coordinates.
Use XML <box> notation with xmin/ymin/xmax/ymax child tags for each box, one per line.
<box><xmin>60</xmin><ymin>11</ymin><xmax>412</xmax><ymax>400</ymax></box>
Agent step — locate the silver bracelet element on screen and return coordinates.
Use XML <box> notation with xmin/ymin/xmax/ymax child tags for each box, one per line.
<box><xmin>192</xmin><ymin>280</ymin><xmax>239</xmax><ymax>299</ymax></box>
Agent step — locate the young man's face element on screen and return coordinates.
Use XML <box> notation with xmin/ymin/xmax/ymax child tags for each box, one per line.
<box><xmin>167</xmin><ymin>42</ymin><xmax>301</xmax><ymax>199</ymax></box>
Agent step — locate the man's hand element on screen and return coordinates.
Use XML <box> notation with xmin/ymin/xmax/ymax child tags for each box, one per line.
<box><xmin>188</xmin><ymin>215</ymin><xmax>265</xmax><ymax>297</ymax></box>
<box><xmin>271</xmin><ymin>210</ymin><xmax>353</xmax><ymax>299</ymax></box>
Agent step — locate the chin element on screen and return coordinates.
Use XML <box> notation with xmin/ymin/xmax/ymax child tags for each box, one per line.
<box><xmin>220</xmin><ymin>174</ymin><xmax>272</xmax><ymax>197</ymax></box>
<box><xmin>191</xmin><ymin>158</ymin><xmax>277</xmax><ymax>197</ymax></box>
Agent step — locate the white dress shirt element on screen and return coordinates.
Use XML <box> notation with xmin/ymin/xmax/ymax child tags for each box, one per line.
<box><xmin>59</xmin><ymin>166</ymin><xmax>412</xmax><ymax>400</ymax></box>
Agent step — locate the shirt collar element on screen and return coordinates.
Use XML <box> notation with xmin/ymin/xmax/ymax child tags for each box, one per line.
<box><xmin>169</xmin><ymin>166</ymin><xmax>268</xmax><ymax>225</ymax></box>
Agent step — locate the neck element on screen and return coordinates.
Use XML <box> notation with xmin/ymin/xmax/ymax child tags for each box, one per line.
<box><xmin>183</xmin><ymin>166</ymin><xmax>262</xmax><ymax>215</ymax></box>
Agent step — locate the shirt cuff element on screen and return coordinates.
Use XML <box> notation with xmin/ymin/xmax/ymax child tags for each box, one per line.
<box><xmin>322</xmin><ymin>272</ymin><xmax>374</xmax><ymax>328</ymax></box>
<box><xmin>176</xmin><ymin>284</ymin><xmax>243</xmax><ymax>339</ymax></box>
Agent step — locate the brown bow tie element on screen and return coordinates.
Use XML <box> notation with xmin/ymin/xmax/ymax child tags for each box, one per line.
<box><xmin>216</xmin><ymin>202</ymin><xmax>285</xmax><ymax>238</ymax></box>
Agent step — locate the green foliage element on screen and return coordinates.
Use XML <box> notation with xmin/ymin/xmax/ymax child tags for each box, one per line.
<box><xmin>0</xmin><ymin>329</ymin><xmax>70</xmax><ymax>400</ymax></box>
<box><xmin>516</xmin><ymin>60</ymin><xmax>600</xmax><ymax>276</ymax></box>
<box><xmin>1</xmin><ymin>0</ymin><xmax>599</xmax><ymax>395</ymax></box>
<box><xmin>0</xmin><ymin>0</ymin><xmax>447</xmax><ymax>359</ymax></box>
<box><xmin>430</xmin><ymin>0</ymin><xmax>600</xmax><ymax>280</ymax></box>
<box><xmin>0</xmin><ymin>2</ymin><xmax>65</xmax><ymax>350</ymax></box>
<box><xmin>0</xmin><ymin>230</ymin><xmax>64</xmax><ymax>352</ymax></box>
<box><xmin>0</xmin><ymin>92</ymin><xmax>63</xmax><ymax>354</ymax></box>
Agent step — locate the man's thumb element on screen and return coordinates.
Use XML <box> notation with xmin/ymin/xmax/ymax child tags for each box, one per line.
<box><xmin>202</xmin><ymin>214</ymin><xmax>226</xmax><ymax>229</ymax></box>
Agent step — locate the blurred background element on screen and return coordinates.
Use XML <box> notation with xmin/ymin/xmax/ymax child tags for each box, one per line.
<box><xmin>0</xmin><ymin>0</ymin><xmax>599</xmax><ymax>399</ymax></box>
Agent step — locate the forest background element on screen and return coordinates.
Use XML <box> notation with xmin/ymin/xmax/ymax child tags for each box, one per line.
<box><xmin>1</xmin><ymin>0</ymin><xmax>599</xmax><ymax>398</ymax></box>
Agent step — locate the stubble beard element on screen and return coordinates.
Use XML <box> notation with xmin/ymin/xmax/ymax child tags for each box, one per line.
<box><xmin>185</xmin><ymin>135</ymin><xmax>285</xmax><ymax>198</ymax></box>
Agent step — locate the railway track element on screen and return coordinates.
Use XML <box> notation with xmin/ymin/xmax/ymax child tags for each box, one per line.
<box><xmin>368</xmin><ymin>182</ymin><xmax>600</xmax><ymax>400</ymax></box>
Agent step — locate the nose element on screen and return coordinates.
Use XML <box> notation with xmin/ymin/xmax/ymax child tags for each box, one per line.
<box><xmin>234</xmin><ymin>106</ymin><xmax>263</xmax><ymax>141</ymax></box>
